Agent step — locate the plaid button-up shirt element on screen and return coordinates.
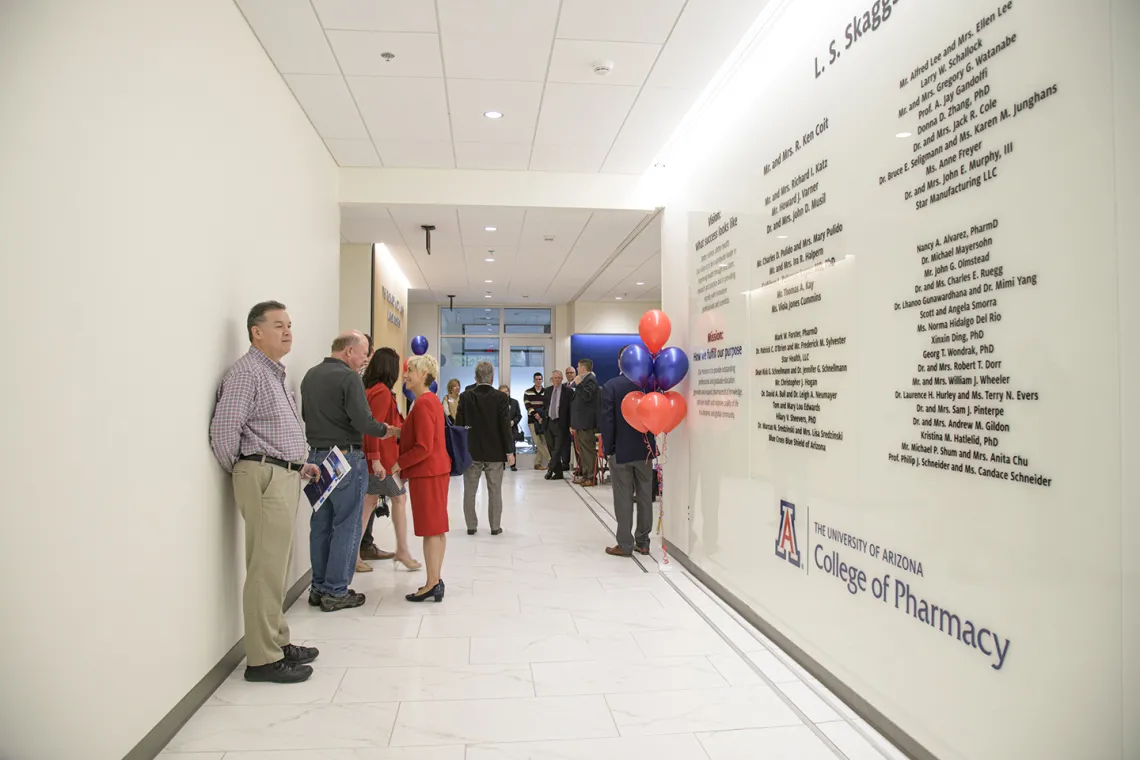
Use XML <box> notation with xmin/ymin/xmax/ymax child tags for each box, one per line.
<box><xmin>209</xmin><ymin>347</ymin><xmax>308</xmax><ymax>472</ymax></box>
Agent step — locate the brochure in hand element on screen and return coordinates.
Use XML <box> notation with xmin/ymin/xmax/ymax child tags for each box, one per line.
<box><xmin>303</xmin><ymin>447</ymin><xmax>351</xmax><ymax>511</ymax></box>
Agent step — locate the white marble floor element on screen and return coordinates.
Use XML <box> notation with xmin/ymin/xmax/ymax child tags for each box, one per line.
<box><xmin>161</xmin><ymin>465</ymin><xmax>906</xmax><ymax>760</ymax></box>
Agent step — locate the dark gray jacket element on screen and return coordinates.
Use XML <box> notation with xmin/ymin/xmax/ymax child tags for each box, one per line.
<box><xmin>300</xmin><ymin>358</ymin><xmax>388</xmax><ymax>448</ymax></box>
<box><xmin>570</xmin><ymin>372</ymin><xmax>601</xmax><ymax>431</ymax></box>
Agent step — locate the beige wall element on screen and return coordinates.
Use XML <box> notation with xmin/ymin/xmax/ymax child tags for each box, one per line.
<box><xmin>370</xmin><ymin>244</ymin><xmax>409</xmax><ymax>357</ymax></box>
<box><xmin>339</xmin><ymin>243</ymin><xmax>372</xmax><ymax>335</ymax></box>
<box><xmin>0</xmin><ymin>2</ymin><xmax>338</xmax><ymax>758</ymax></box>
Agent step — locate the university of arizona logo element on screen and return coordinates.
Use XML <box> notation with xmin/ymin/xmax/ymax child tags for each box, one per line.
<box><xmin>774</xmin><ymin>500</ymin><xmax>801</xmax><ymax>567</ymax></box>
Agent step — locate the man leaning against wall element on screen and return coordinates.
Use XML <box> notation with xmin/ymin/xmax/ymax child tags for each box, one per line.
<box><xmin>209</xmin><ymin>301</ymin><xmax>322</xmax><ymax>684</ymax></box>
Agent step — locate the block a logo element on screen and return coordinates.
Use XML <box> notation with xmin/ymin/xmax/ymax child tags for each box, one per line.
<box><xmin>774</xmin><ymin>499</ymin><xmax>801</xmax><ymax>568</ymax></box>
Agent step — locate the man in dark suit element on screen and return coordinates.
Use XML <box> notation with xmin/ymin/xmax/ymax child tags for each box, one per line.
<box><xmin>600</xmin><ymin>368</ymin><xmax>658</xmax><ymax>556</ymax></box>
<box><xmin>456</xmin><ymin>361</ymin><xmax>515</xmax><ymax>535</ymax></box>
<box><xmin>570</xmin><ymin>358</ymin><xmax>601</xmax><ymax>487</ymax></box>
<box><xmin>542</xmin><ymin>369</ymin><xmax>574</xmax><ymax>480</ymax></box>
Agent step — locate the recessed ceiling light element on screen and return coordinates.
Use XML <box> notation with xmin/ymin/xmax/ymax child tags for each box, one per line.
<box><xmin>485</xmin><ymin>294</ymin><xmax>493</xmax><ymax>298</ymax></box>
<box><xmin>484</xmin><ymin>279</ymin><xmax>492</xmax><ymax>283</ymax></box>
<box><xmin>615</xmin><ymin>296</ymin><xmax>623</xmax><ymax>300</ymax></box>
<box><xmin>718</xmin><ymin>264</ymin><xmax>728</xmax><ymax>268</ymax></box>
<box><xmin>896</xmin><ymin>131</ymin><xmax>911</xmax><ymax>138</ymax></box>
<box><xmin>484</xmin><ymin>111</ymin><xmax>503</xmax><ymax>119</ymax></box>
<box><xmin>484</xmin><ymin>257</ymin><xmax>495</xmax><ymax>262</ymax></box>
<box><xmin>485</xmin><ymin>226</ymin><xmax>497</xmax><ymax>231</ymax></box>
<box><xmin>636</xmin><ymin>281</ymin><xmax>645</xmax><ymax>285</ymax></box>
<box><xmin>777</xmin><ymin>235</ymin><xmax>787</xmax><ymax>239</ymax></box>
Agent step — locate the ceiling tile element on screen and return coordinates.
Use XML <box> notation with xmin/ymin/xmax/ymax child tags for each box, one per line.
<box><xmin>236</xmin><ymin>0</ymin><xmax>338</xmax><ymax>74</ymax></box>
<box><xmin>327</xmin><ymin>30</ymin><xmax>444</xmax><ymax>77</ymax></box>
<box><xmin>349</xmin><ymin>77</ymin><xmax>452</xmax><ymax>141</ymax></box>
<box><xmin>437</xmin><ymin>0</ymin><xmax>560</xmax><ymax>81</ymax></box>
<box><xmin>547</xmin><ymin>40</ymin><xmax>660</xmax><ymax>86</ymax></box>
<box><xmin>313</xmin><ymin>0</ymin><xmax>438</xmax><ymax>32</ymax></box>
<box><xmin>457</xmin><ymin>207</ymin><xmax>527</xmax><ymax>249</ymax></box>
<box><xmin>325</xmin><ymin>138</ymin><xmax>381</xmax><ymax>166</ymax></box>
<box><xmin>341</xmin><ymin>203</ymin><xmax>391</xmax><ymax>219</ymax></box>
<box><xmin>556</xmin><ymin>0</ymin><xmax>686</xmax><ymax>44</ymax></box>
<box><xmin>646</xmin><ymin>0</ymin><xmax>766</xmax><ymax>89</ymax></box>
<box><xmin>602</xmin><ymin>86</ymin><xmax>699</xmax><ymax>173</ymax></box>
<box><xmin>519</xmin><ymin>209</ymin><xmax>593</xmax><ymax>260</ymax></box>
<box><xmin>375</xmin><ymin>141</ymin><xmax>455</xmax><ymax>168</ymax></box>
<box><xmin>454</xmin><ymin>142</ymin><xmax>532</xmax><ymax>170</ymax></box>
<box><xmin>534</xmin><ymin>83</ymin><xmax>638</xmax><ymax>145</ymax></box>
<box><xmin>448</xmin><ymin>80</ymin><xmax>543</xmax><ymax>143</ymax></box>
<box><xmin>340</xmin><ymin>214</ymin><xmax>400</xmax><ymax>244</ymax></box>
<box><xmin>528</xmin><ymin>143</ymin><xmax>609</xmax><ymax>173</ymax></box>
<box><xmin>283</xmin><ymin>74</ymin><xmax>368</xmax><ymax>139</ymax></box>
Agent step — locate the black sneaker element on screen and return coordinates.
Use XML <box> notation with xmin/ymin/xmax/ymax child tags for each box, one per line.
<box><xmin>320</xmin><ymin>590</ymin><xmax>367</xmax><ymax>612</ymax></box>
<box><xmin>308</xmin><ymin>589</ymin><xmax>322</xmax><ymax>607</ymax></box>
<box><xmin>244</xmin><ymin>659</ymin><xmax>312</xmax><ymax>684</ymax></box>
<box><xmin>282</xmin><ymin>643</ymin><xmax>319</xmax><ymax>665</ymax></box>
<box><xmin>467</xmin><ymin>528</ymin><xmax>477</xmax><ymax>535</ymax></box>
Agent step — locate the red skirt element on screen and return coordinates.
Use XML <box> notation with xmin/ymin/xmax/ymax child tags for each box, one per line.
<box><xmin>408</xmin><ymin>474</ymin><xmax>450</xmax><ymax>537</ymax></box>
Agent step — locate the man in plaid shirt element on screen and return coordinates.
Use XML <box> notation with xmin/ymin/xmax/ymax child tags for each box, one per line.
<box><xmin>210</xmin><ymin>300</ymin><xmax>322</xmax><ymax>684</ymax></box>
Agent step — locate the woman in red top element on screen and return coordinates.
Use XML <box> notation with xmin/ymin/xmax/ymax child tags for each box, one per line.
<box><xmin>362</xmin><ymin>348</ymin><xmax>421</xmax><ymax>571</ymax></box>
<box><xmin>391</xmin><ymin>353</ymin><xmax>451</xmax><ymax>602</ymax></box>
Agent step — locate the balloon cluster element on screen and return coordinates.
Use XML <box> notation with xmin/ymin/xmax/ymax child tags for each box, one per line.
<box><xmin>403</xmin><ymin>335</ymin><xmax>437</xmax><ymax>402</ymax></box>
<box><xmin>619</xmin><ymin>310</ymin><xmax>689</xmax><ymax>435</ymax></box>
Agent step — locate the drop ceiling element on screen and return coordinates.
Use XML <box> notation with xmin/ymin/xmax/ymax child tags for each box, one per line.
<box><xmin>235</xmin><ymin>0</ymin><xmax>766</xmax><ymax>173</ymax></box>
<box><xmin>341</xmin><ymin>204</ymin><xmax>661</xmax><ymax>303</ymax></box>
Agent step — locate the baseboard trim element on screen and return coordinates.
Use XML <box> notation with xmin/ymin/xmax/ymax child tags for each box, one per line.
<box><xmin>122</xmin><ymin>570</ymin><xmax>313</xmax><ymax>760</ymax></box>
<box><xmin>663</xmin><ymin>539</ymin><xmax>936</xmax><ymax>760</ymax></box>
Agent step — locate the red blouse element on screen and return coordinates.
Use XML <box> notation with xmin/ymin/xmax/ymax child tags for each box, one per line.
<box><xmin>397</xmin><ymin>392</ymin><xmax>451</xmax><ymax>479</ymax></box>
<box><xmin>364</xmin><ymin>383</ymin><xmax>403</xmax><ymax>471</ymax></box>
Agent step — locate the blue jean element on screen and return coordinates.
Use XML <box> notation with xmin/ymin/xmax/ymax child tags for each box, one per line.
<box><xmin>308</xmin><ymin>449</ymin><xmax>367</xmax><ymax>597</ymax></box>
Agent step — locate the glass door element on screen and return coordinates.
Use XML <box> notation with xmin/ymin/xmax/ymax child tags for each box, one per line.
<box><xmin>503</xmin><ymin>337</ymin><xmax>552</xmax><ymax>454</ymax></box>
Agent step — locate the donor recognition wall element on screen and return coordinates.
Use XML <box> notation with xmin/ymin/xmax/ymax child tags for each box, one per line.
<box><xmin>666</xmin><ymin>0</ymin><xmax>1134</xmax><ymax>758</ymax></box>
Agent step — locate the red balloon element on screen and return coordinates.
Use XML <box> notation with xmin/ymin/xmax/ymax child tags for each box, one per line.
<box><xmin>621</xmin><ymin>391</ymin><xmax>649</xmax><ymax>433</ymax></box>
<box><xmin>638</xmin><ymin>309</ymin><xmax>672</xmax><ymax>354</ymax></box>
<box><xmin>637</xmin><ymin>391</ymin><xmax>670</xmax><ymax>435</ymax></box>
<box><xmin>662</xmin><ymin>391</ymin><xmax>687</xmax><ymax>433</ymax></box>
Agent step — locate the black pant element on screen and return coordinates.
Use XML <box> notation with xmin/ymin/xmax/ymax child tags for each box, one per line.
<box><xmin>545</xmin><ymin>423</ymin><xmax>571</xmax><ymax>474</ymax></box>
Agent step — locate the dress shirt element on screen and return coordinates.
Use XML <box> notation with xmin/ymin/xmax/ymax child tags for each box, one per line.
<box><xmin>550</xmin><ymin>383</ymin><xmax>563</xmax><ymax>419</ymax></box>
<box><xmin>210</xmin><ymin>347</ymin><xmax>308</xmax><ymax>472</ymax></box>
<box><xmin>300</xmin><ymin>358</ymin><xmax>389</xmax><ymax>449</ymax></box>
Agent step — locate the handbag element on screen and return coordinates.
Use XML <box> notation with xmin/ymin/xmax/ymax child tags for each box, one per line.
<box><xmin>443</xmin><ymin>416</ymin><xmax>473</xmax><ymax>476</ymax></box>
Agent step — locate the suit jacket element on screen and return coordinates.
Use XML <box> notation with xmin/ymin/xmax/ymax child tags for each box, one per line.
<box><xmin>570</xmin><ymin>372</ymin><xmax>601</xmax><ymax>431</ymax></box>
<box><xmin>507</xmin><ymin>397</ymin><xmax>523</xmax><ymax>437</ymax></box>
<box><xmin>542</xmin><ymin>382</ymin><xmax>574</xmax><ymax>432</ymax></box>
<box><xmin>456</xmin><ymin>384</ymin><xmax>515</xmax><ymax>461</ymax></box>
<box><xmin>363</xmin><ymin>383</ymin><xmax>404</xmax><ymax>471</ymax></box>
<box><xmin>396</xmin><ymin>393</ymin><xmax>450</xmax><ymax>478</ymax></box>
<box><xmin>600</xmin><ymin>375</ymin><xmax>658</xmax><ymax>465</ymax></box>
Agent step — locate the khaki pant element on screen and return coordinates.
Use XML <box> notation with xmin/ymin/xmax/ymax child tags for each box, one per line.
<box><xmin>575</xmin><ymin>429</ymin><xmax>598</xmax><ymax>481</ymax></box>
<box><xmin>463</xmin><ymin>461</ymin><xmax>505</xmax><ymax>531</ymax></box>
<box><xmin>232</xmin><ymin>460</ymin><xmax>301</xmax><ymax>666</ymax></box>
<box><xmin>529</xmin><ymin>423</ymin><xmax>549</xmax><ymax>467</ymax></box>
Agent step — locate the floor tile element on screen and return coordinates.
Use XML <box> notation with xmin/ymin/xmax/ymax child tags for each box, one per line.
<box><xmin>466</xmin><ymin>733</ymin><xmax>710</xmax><ymax>759</ymax></box>
<box><xmin>334</xmin><ymin>664</ymin><xmax>534</xmax><ymax>702</ymax></box>
<box><xmin>818</xmin><ymin>721</ymin><xmax>891</xmax><ymax>760</ymax></box>
<box><xmin>532</xmin><ymin>656</ymin><xmax>727</xmax><ymax>696</ymax></box>
<box><xmin>518</xmin><ymin>588</ymin><xmax>663</xmax><ymax>615</ymax></box>
<box><xmin>287</xmin><ymin>616</ymin><xmax>422</xmax><ymax>641</ymax></box>
<box><xmin>697</xmin><ymin>725</ymin><xmax>838</xmax><ymax>759</ymax></box>
<box><xmin>745</xmin><ymin>649</ymin><xmax>801</xmax><ymax>683</ymax></box>
<box><xmin>219</xmin><ymin>750</ymin><xmax>465</xmax><ymax>760</ymax></box>
<box><xmin>301</xmin><ymin>638</ymin><xmax>470</xmax><ymax>669</ymax></box>
<box><xmin>371</xmin><ymin>590</ymin><xmax>520</xmax><ymax>617</ymax></box>
<box><xmin>390</xmin><ymin>695</ymin><xmax>617</xmax><ymax>746</ymax></box>
<box><xmin>158</xmin><ymin>753</ymin><xmax>224</xmax><ymax>759</ymax></box>
<box><xmin>777</xmin><ymin>681</ymin><xmax>843</xmax><ymax>722</ymax></box>
<box><xmin>207</xmin><ymin>668</ymin><xmax>345</xmax><ymax>706</ymax></box>
<box><xmin>417</xmin><ymin>611</ymin><xmax>576</xmax><ymax>639</ymax></box>
<box><xmin>469</xmin><ymin>632</ymin><xmax>643</xmax><ymax>664</ymax></box>
<box><xmin>632</xmin><ymin>628</ymin><xmax>735</xmax><ymax>657</ymax></box>
<box><xmin>605</xmin><ymin>686</ymin><xmax>802</xmax><ymax>736</ymax></box>
<box><xmin>571</xmin><ymin>606</ymin><xmax>708</xmax><ymax>635</ymax></box>
<box><xmin>166</xmin><ymin>704</ymin><xmax>399</xmax><ymax>752</ymax></box>
<box><xmin>707</xmin><ymin>654</ymin><xmax>765</xmax><ymax>686</ymax></box>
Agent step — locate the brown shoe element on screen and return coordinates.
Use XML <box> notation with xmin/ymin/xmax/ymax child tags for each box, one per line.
<box><xmin>361</xmin><ymin>544</ymin><xmax>395</xmax><ymax>561</ymax></box>
<box><xmin>355</xmin><ymin>558</ymin><xmax>373</xmax><ymax>573</ymax></box>
<box><xmin>635</xmin><ymin>545</ymin><xmax>650</xmax><ymax>555</ymax></box>
<box><xmin>606</xmin><ymin>545</ymin><xmax>632</xmax><ymax>557</ymax></box>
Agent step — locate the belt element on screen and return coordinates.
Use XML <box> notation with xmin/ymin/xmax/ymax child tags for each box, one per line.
<box><xmin>312</xmin><ymin>444</ymin><xmax>365</xmax><ymax>453</ymax></box>
<box><xmin>239</xmin><ymin>454</ymin><xmax>303</xmax><ymax>472</ymax></box>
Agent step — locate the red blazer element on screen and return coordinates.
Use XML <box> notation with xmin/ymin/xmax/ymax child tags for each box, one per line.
<box><xmin>397</xmin><ymin>392</ymin><xmax>451</xmax><ymax>479</ymax></box>
<box><xmin>364</xmin><ymin>384</ymin><xmax>403</xmax><ymax>472</ymax></box>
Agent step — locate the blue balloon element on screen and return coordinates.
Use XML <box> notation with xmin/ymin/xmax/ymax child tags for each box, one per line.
<box><xmin>619</xmin><ymin>344</ymin><xmax>654</xmax><ymax>388</ymax></box>
<box><xmin>653</xmin><ymin>347</ymin><xmax>689</xmax><ymax>391</ymax></box>
<box><xmin>403</xmin><ymin>384</ymin><xmax>416</xmax><ymax>402</ymax></box>
<box><xmin>430</xmin><ymin>380</ymin><xmax>438</xmax><ymax>395</ymax></box>
<box><xmin>411</xmin><ymin>335</ymin><xmax>429</xmax><ymax>356</ymax></box>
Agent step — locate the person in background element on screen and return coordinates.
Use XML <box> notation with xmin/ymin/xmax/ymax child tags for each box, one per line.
<box><xmin>600</xmin><ymin>365</ymin><xmax>658</xmax><ymax>556</ymax></box>
<box><xmin>523</xmin><ymin>372</ymin><xmax>548</xmax><ymax>470</ymax></box>
<box><xmin>209</xmin><ymin>300</ymin><xmax>321</xmax><ymax>684</ymax></box>
<box><xmin>354</xmin><ymin>331</ymin><xmax>393</xmax><ymax>565</ymax></box>
<box><xmin>501</xmin><ymin>383</ymin><xmax>522</xmax><ymax>472</ymax></box>
<box><xmin>564</xmin><ymin>366</ymin><xmax>577</xmax><ymax>384</ymax></box>
<box><xmin>457</xmin><ymin>361</ymin><xmax>515</xmax><ymax>535</ymax></box>
<box><xmin>443</xmin><ymin>378</ymin><xmax>461</xmax><ymax>421</ymax></box>
<box><xmin>301</xmin><ymin>331</ymin><xmax>398</xmax><ymax>612</ymax></box>
<box><xmin>563</xmin><ymin>366</ymin><xmax>579</xmax><ymax>474</ymax></box>
<box><xmin>362</xmin><ymin>348</ymin><xmax>421</xmax><ymax>572</ymax></box>
<box><xmin>570</xmin><ymin>358</ymin><xmax>600</xmax><ymax>487</ymax></box>
<box><xmin>392</xmin><ymin>354</ymin><xmax>450</xmax><ymax>603</ymax></box>
<box><xmin>543</xmin><ymin>369</ymin><xmax>574</xmax><ymax>480</ymax></box>
<box><xmin>358</xmin><ymin>333</ymin><xmax>373</xmax><ymax>377</ymax></box>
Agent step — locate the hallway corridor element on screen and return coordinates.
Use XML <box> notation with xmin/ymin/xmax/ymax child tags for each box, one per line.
<box><xmin>160</xmin><ymin>471</ymin><xmax>902</xmax><ymax>760</ymax></box>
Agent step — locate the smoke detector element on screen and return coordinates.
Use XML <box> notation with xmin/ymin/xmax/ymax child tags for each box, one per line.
<box><xmin>543</xmin><ymin>235</ymin><xmax>555</xmax><ymax>242</ymax></box>
<box><xmin>593</xmin><ymin>61</ymin><xmax>614</xmax><ymax>76</ymax></box>
<box><xmin>381</xmin><ymin>52</ymin><xmax>395</xmax><ymax>62</ymax></box>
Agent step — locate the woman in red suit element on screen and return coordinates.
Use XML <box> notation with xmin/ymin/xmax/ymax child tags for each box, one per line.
<box><xmin>391</xmin><ymin>353</ymin><xmax>451</xmax><ymax>602</ymax></box>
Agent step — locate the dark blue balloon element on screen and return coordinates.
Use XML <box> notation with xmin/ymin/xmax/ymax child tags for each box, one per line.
<box><xmin>653</xmin><ymin>347</ymin><xmax>689</xmax><ymax>391</ymax></box>
<box><xmin>430</xmin><ymin>380</ymin><xmax>439</xmax><ymax>395</ymax></box>
<box><xmin>411</xmin><ymin>335</ymin><xmax>429</xmax><ymax>356</ymax></box>
<box><xmin>403</xmin><ymin>384</ymin><xmax>416</xmax><ymax>403</ymax></box>
<box><xmin>619</xmin><ymin>344</ymin><xmax>654</xmax><ymax>388</ymax></box>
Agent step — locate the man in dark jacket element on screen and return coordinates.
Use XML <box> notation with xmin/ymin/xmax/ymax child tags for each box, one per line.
<box><xmin>600</xmin><ymin>370</ymin><xmax>658</xmax><ymax>556</ymax></box>
<box><xmin>569</xmin><ymin>358</ymin><xmax>601</xmax><ymax>487</ymax></box>
<box><xmin>542</xmin><ymin>369</ymin><xmax>574</xmax><ymax>480</ymax></box>
<box><xmin>499</xmin><ymin>384</ymin><xmax>523</xmax><ymax>471</ymax></box>
<box><xmin>456</xmin><ymin>361</ymin><xmax>515</xmax><ymax>534</ymax></box>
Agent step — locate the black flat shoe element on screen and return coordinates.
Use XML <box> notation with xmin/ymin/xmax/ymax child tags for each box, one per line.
<box><xmin>491</xmin><ymin>528</ymin><xmax>503</xmax><ymax>536</ymax></box>
<box><xmin>406</xmin><ymin>581</ymin><xmax>445</xmax><ymax>603</ymax></box>
<box><xmin>467</xmin><ymin>528</ymin><xmax>477</xmax><ymax>535</ymax></box>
